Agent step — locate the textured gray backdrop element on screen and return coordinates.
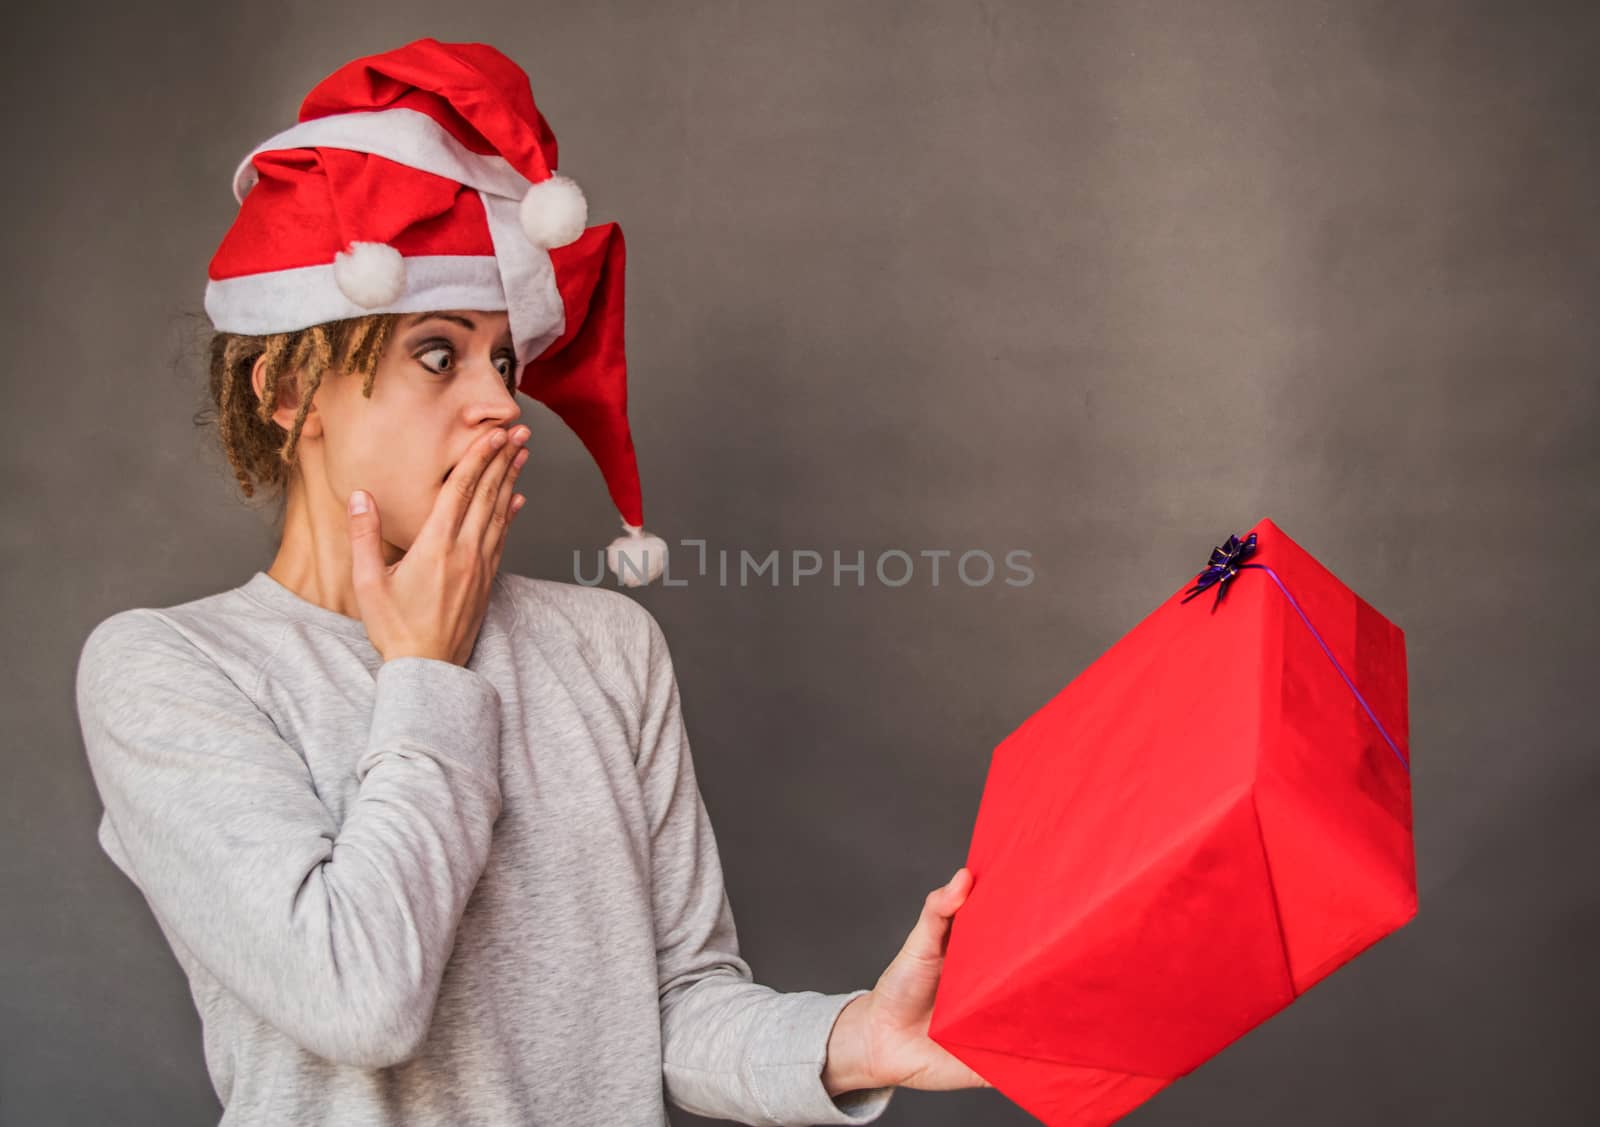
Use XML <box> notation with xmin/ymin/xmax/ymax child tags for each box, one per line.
<box><xmin>5</xmin><ymin>1</ymin><xmax>1596</xmax><ymax>1124</ymax></box>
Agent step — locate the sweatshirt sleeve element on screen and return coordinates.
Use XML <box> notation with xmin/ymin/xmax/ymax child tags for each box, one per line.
<box><xmin>632</xmin><ymin>612</ymin><xmax>897</xmax><ymax>1126</ymax></box>
<box><xmin>74</xmin><ymin>609</ymin><xmax>504</xmax><ymax>1069</ymax></box>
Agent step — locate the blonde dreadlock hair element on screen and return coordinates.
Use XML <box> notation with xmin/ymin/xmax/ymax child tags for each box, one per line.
<box><xmin>198</xmin><ymin>313</ymin><xmax>402</xmax><ymax>515</ymax></box>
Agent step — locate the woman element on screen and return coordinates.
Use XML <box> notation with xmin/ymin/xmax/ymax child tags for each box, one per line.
<box><xmin>74</xmin><ymin>38</ymin><xmax>988</xmax><ymax>1125</ymax></box>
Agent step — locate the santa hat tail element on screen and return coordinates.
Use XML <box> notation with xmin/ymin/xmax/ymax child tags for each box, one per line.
<box><xmin>519</xmin><ymin>222</ymin><xmax>667</xmax><ymax>586</ymax></box>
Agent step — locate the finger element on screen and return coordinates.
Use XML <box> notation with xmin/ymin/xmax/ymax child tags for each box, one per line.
<box><xmin>486</xmin><ymin>448</ymin><xmax>531</xmax><ymax>553</ymax></box>
<box><xmin>459</xmin><ymin>428</ymin><xmax>524</xmax><ymax>547</ymax></box>
<box><xmin>942</xmin><ymin>867</ymin><xmax>974</xmax><ymax>911</ymax></box>
<box><xmin>485</xmin><ymin>446</ymin><xmax>526</xmax><ymax>572</ymax></box>
<box><xmin>490</xmin><ymin>491</ymin><xmax>525</xmax><ymax>576</ymax></box>
<box><xmin>346</xmin><ymin>489</ymin><xmax>385</xmax><ymax>591</ymax></box>
<box><xmin>424</xmin><ymin>428</ymin><xmax>508</xmax><ymax>544</ymax></box>
<box><xmin>928</xmin><ymin>868</ymin><xmax>973</xmax><ymax>916</ymax></box>
<box><xmin>900</xmin><ymin>869</ymin><xmax>973</xmax><ymax>963</ymax></box>
<box><xmin>483</xmin><ymin>447</ymin><xmax>527</xmax><ymax>561</ymax></box>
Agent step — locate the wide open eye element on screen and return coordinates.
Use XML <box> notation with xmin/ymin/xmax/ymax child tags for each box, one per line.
<box><xmin>417</xmin><ymin>346</ymin><xmax>454</xmax><ymax>375</ymax></box>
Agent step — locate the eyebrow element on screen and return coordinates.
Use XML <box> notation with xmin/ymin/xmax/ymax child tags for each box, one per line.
<box><xmin>404</xmin><ymin>312</ymin><xmax>514</xmax><ymax>342</ymax></box>
<box><xmin>406</xmin><ymin>313</ymin><xmax>480</xmax><ymax>331</ymax></box>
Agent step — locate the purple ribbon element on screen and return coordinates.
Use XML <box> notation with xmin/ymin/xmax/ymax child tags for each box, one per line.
<box><xmin>1182</xmin><ymin>532</ymin><xmax>1410</xmax><ymax>775</ymax></box>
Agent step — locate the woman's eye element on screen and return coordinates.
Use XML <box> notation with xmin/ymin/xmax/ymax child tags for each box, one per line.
<box><xmin>417</xmin><ymin>346</ymin><xmax>515</xmax><ymax>389</ymax></box>
<box><xmin>418</xmin><ymin>347</ymin><xmax>453</xmax><ymax>374</ymax></box>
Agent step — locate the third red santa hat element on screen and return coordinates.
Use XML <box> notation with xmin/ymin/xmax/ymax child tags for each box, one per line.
<box><xmin>204</xmin><ymin>37</ymin><xmax>667</xmax><ymax>586</ymax></box>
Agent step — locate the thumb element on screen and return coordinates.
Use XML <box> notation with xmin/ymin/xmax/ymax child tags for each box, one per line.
<box><xmin>347</xmin><ymin>490</ymin><xmax>384</xmax><ymax>589</ymax></box>
<box><xmin>900</xmin><ymin>869</ymin><xmax>972</xmax><ymax>963</ymax></box>
<box><xmin>941</xmin><ymin>867</ymin><xmax>974</xmax><ymax>911</ymax></box>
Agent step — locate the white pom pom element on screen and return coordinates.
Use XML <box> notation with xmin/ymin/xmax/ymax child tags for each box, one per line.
<box><xmin>333</xmin><ymin>241</ymin><xmax>405</xmax><ymax>308</ymax></box>
<box><xmin>606</xmin><ymin>522</ymin><xmax>668</xmax><ymax>587</ymax></box>
<box><xmin>519</xmin><ymin>172</ymin><xmax>588</xmax><ymax>249</ymax></box>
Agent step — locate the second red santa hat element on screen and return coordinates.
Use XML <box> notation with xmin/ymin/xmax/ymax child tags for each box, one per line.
<box><xmin>205</xmin><ymin>37</ymin><xmax>667</xmax><ymax>586</ymax></box>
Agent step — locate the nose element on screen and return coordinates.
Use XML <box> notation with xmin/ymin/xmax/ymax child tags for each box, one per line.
<box><xmin>468</xmin><ymin>361</ymin><xmax>524</xmax><ymax>430</ymax></box>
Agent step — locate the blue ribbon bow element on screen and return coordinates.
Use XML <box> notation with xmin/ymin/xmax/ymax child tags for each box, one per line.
<box><xmin>1180</xmin><ymin>528</ymin><xmax>1410</xmax><ymax>774</ymax></box>
<box><xmin>1181</xmin><ymin>531</ymin><xmax>1259</xmax><ymax>611</ymax></box>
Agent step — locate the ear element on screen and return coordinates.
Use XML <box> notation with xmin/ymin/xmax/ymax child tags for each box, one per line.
<box><xmin>251</xmin><ymin>353</ymin><xmax>321</xmax><ymax>439</ymax></box>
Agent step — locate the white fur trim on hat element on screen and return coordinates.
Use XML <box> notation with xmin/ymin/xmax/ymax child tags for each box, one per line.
<box><xmin>233</xmin><ymin>108</ymin><xmax>530</xmax><ymax>204</ymax></box>
<box><xmin>205</xmin><ymin>253</ymin><xmax>547</xmax><ymax>339</ymax></box>
<box><xmin>519</xmin><ymin>173</ymin><xmax>588</xmax><ymax>249</ymax></box>
<box><xmin>606</xmin><ymin>522</ymin><xmax>667</xmax><ymax>587</ymax></box>
<box><xmin>333</xmin><ymin>241</ymin><xmax>406</xmax><ymax>307</ymax></box>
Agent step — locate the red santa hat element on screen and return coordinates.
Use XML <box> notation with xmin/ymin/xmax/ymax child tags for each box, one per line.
<box><xmin>204</xmin><ymin>37</ymin><xmax>667</xmax><ymax>586</ymax></box>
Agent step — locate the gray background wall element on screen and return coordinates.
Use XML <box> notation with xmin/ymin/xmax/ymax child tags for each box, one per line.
<box><xmin>4</xmin><ymin>1</ymin><xmax>1595</xmax><ymax>1123</ymax></box>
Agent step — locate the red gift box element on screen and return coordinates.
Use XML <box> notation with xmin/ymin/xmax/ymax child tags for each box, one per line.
<box><xmin>929</xmin><ymin>517</ymin><xmax>1415</xmax><ymax>1126</ymax></box>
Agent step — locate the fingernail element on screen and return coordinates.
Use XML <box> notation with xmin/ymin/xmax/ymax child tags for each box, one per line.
<box><xmin>349</xmin><ymin>490</ymin><xmax>369</xmax><ymax>515</ymax></box>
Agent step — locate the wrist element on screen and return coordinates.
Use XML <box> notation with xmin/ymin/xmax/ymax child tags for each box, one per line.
<box><xmin>822</xmin><ymin>992</ymin><xmax>884</xmax><ymax>1097</ymax></box>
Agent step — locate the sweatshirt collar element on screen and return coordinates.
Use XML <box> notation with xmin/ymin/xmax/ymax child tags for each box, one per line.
<box><xmin>239</xmin><ymin>570</ymin><xmax>518</xmax><ymax>646</ymax></box>
<box><xmin>240</xmin><ymin>570</ymin><xmax>370</xmax><ymax>642</ymax></box>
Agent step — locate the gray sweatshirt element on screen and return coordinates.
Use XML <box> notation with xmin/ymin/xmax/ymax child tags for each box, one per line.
<box><xmin>74</xmin><ymin>568</ymin><xmax>898</xmax><ymax>1126</ymax></box>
